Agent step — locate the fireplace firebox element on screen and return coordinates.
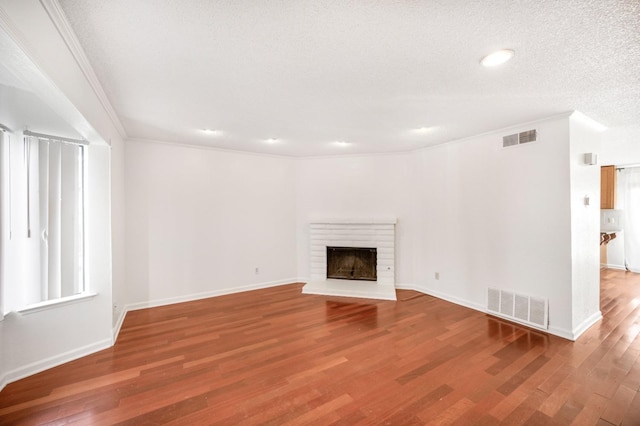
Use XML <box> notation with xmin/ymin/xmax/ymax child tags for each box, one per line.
<box><xmin>326</xmin><ymin>247</ymin><xmax>377</xmax><ymax>281</ymax></box>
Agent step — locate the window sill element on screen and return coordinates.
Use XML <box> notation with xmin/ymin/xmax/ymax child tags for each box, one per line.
<box><xmin>17</xmin><ymin>292</ymin><xmax>98</xmax><ymax>315</ymax></box>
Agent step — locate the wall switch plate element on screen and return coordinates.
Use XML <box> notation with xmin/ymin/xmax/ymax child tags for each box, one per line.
<box><xmin>435</xmin><ymin>272</ymin><xmax>440</xmax><ymax>280</ymax></box>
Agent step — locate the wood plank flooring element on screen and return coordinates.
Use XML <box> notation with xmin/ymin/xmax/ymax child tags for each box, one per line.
<box><xmin>1</xmin><ymin>269</ymin><xmax>640</xmax><ymax>424</ymax></box>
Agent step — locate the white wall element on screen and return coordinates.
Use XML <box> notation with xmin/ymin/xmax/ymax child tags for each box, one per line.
<box><xmin>295</xmin><ymin>153</ymin><xmax>416</xmax><ymax>285</ymax></box>
<box><xmin>606</xmin><ymin>175</ymin><xmax>627</xmax><ymax>269</ymax></box>
<box><xmin>0</xmin><ymin>141</ymin><xmax>113</xmax><ymax>387</ymax></box>
<box><xmin>110</xmin><ymin>136</ymin><xmax>126</xmax><ymax>330</ymax></box>
<box><xmin>601</xmin><ymin>130</ymin><xmax>640</xmax><ymax>270</ymax></box>
<box><xmin>0</xmin><ymin>0</ymin><xmax>125</xmax><ymax>390</ymax></box>
<box><xmin>606</xmin><ymin>233</ymin><xmax>626</xmax><ymax>269</ymax></box>
<box><xmin>0</xmin><ymin>0</ymin><xmax>605</xmax><ymax>391</ymax></box>
<box><xmin>293</xmin><ymin>116</ymin><xmax>601</xmax><ymax>339</ymax></box>
<box><xmin>601</xmin><ymin>129</ymin><xmax>640</xmax><ymax>167</ymax></box>
<box><xmin>125</xmin><ymin>140</ymin><xmax>298</xmax><ymax>307</ymax></box>
<box><xmin>568</xmin><ymin>113</ymin><xmax>602</xmax><ymax>335</ymax></box>
<box><xmin>413</xmin><ymin>117</ymin><xmax>577</xmax><ymax>337</ymax></box>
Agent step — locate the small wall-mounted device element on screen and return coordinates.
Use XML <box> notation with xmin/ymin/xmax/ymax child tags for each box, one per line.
<box><xmin>584</xmin><ymin>153</ymin><xmax>598</xmax><ymax>165</ymax></box>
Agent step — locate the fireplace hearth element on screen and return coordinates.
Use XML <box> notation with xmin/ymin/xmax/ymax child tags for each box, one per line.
<box><xmin>302</xmin><ymin>218</ymin><xmax>397</xmax><ymax>301</ymax></box>
<box><xmin>326</xmin><ymin>247</ymin><xmax>377</xmax><ymax>281</ymax></box>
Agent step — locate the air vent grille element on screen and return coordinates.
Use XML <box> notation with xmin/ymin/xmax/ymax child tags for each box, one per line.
<box><xmin>487</xmin><ymin>288</ymin><xmax>548</xmax><ymax>330</ymax></box>
<box><xmin>519</xmin><ymin>129</ymin><xmax>537</xmax><ymax>144</ymax></box>
<box><xmin>502</xmin><ymin>134</ymin><xmax>519</xmax><ymax>147</ymax></box>
<box><xmin>502</xmin><ymin>129</ymin><xmax>537</xmax><ymax>148</ymax></box>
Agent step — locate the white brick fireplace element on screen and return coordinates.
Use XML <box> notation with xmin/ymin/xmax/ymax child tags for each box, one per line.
<box><xmin>302</xmin><ymin>218</ymin><xmax>397</xmax><ymax>301</ymax></box>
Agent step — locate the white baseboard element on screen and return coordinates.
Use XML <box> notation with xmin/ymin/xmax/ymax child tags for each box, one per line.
<box><xmin>559</xmin><ymin>310</ymin><xmax>603</xmax><ymax>341</ymax></box>
<box><xmin>605</xmin><ymin>264</ymin><xmax>627</xmax><ymax>270</ymax></box>
<box><xmin>397</xmin><ymin>283</ymin><xmax>486</xmax><ymax>312</ymax></box>
<box><xmin>0</xmin><ymin>279</ymin><xmax>303</xmax><ymax>393</ymax></box>
<box><xmin>395</xmin><ymin>283</ymin><xmax>601</xmax><ymax>342</ymax></box>
<box><xmin>112</xmin><ymin>278</ymin><xmax>300</xmax><ymax>342</ymax></box>
<box><xmin>112</xmin><ymin>306</ymin><xmax>127</xmax><ymax>343</ymax></box>
<box><xmin>0</xmin><ymin>338</ymin><xmax>113</xmax><ymax>393</ymax></box>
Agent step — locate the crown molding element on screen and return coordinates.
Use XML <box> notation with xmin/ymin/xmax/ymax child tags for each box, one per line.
<box><xmin>40</xmin><ymin>0</ymin><xmax>128</xmax><ymax>139</ymax></box>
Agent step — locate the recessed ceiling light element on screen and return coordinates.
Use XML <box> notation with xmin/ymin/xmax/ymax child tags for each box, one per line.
<box><xmin>333</xmin><ymin>140</ymin><xmax>351</xmax><ymax>147</ymax></box>
<box><xmin>201</xmin><ymin>129</ymin><xmax>223</xmax><ymax>136</ymax></box>
<box><xmin>480</xmin><ymin>49</ymin><xmax>515</xmax><ymax>67</ymax></box>
<box><xmin>264</xmin><ymin>138</ymin><xmax>280</xmax><ymax>144</ymax></box>
<box><xmin>410</xmin><ymin>127</ymin><xmax>433</xmax><ymax>135</ymax></box>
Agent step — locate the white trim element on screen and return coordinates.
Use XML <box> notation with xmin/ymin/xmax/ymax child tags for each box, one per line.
<box><xmin>0</xmin><ymin>337</ymin><xmax>112</xmax><ymax>393</ymax></box>
<box><xmin>16</xmin><ymin>292</ymin><xmax>97</xmax><ymax>315</ymax></box>
<box><xmin>112</xmin><ymin>278</ymin><xmax>299</xmax><ymax>342</ymax></box>
<box><xmin>396</xmin><ymin>283</ymin><xmax>600</xmax><ymax>342</ymax></box>
<box><xmin>297</xmin><ymin>150</ymin><xmax>414</xmax><ymax>161</ymax></box>
<box><xmin>23</xmin><ymin>129</ymin><xmax>88</xmax><ymax>145</ymax></box>
<box><xmin>567</xmin><ymin>310</ymin><xmax>603</xmax><ymax>341</ymax></box>
<box><xmin>310</xmin><ymin>218</ymin><xmax>397</xmax><ymax>225</ymax></box>
<box><xmin>416</xmin><ymin>111</ymin><xmax>574</xmax><ymax>153</ymax></box>
<box><xmin>126</xmin><ymin>137</ymin><xmax>294</xmax><ymax>159</ymax></box>
<box><xmin>403</xmin><ymin>283</ymin><xmax>485</xmax><ymax>312</ymax></box>
<box><xmin>112</xmin><ymin>305</ymin><xmax>127</xmax><ymax>343</ymax></box>
<box><xmin>1</xmin><ymin>280</ymin><xmax>304</xmax><ymax>392</ymax></box>
<box><xmin>545</xmin><ymin>327</ymin><xmax>576</xmax><ymax>341</ymax></box>
<box><xmin>39</xmin><ymin>0</ymin><xmax>128</xmax><ymax>139</ymax></box>
<box><xmin>0</xmin><ymin>6</ymin><xmax>32</xmax><ymax>58</ymax></box>
<box><xmin>605</xmin><ymin>264</ymin><xmax>627</xmax><ymax>271</ymax></box>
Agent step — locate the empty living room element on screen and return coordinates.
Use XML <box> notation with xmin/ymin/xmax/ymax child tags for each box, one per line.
<box><xmin>1</xmin><ymin>0</ymin><xmax>640</xmax><ymax>424</ymax></box>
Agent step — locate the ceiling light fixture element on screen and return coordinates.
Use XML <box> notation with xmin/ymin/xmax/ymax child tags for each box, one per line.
<box><xmin>410</xmin><ymin>127</ymin><xmax>433</xmax><ymax>135</ymax></box>
<box><xmin>201</xmin><ymin>129</ymin><xmax>223</xmax><ymax>136</ymax></box>
<box><xmin>264</xmin><ymin>138</ymin><xmax>280</xmax><ymax>144</ymax></box>
<box><xmin>333</xmin><ymin>140</ymin><xmax>350</xmax><ymax>147</ymax></box>
<box><xmin>480</xmin><ymin>49</ymin><xmax>515</xmax><ymax>67</ymax></box>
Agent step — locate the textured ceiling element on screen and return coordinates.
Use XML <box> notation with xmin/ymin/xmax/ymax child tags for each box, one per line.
<box><xmin>57</xmin><ymin>0</ymin><xmax>640</xmax><ymax>156</ymax></box>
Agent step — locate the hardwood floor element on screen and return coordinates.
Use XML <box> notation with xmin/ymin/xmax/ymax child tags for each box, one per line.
<box><xmin>1</xmin><ymin>269</ymin><xmax>640</xmax><ymax>425</ymax></box>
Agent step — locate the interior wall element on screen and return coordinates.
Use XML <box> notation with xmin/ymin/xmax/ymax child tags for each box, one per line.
<box><xmin>124</xmin><ymin>140</ymin><xmax>298</xmax><ymax>307</ymax></box>
<box><xmin>601</xmin><ymin>133</ymin><xmax>640</xmax><ymax>270</ymax></box>
<box><xmin>606</xmin><ymin>174</ymin><xmax>627</xmax><ymax>269</ymax></box>
<box><xmin>294</xmin><ymin>153</ymin><xmax>417</xmax><ymax>285</ymax></box>
<box><xmin>0</xmin><ymin>0</ymin><xmax>124</xmax><ymax>390</ymax></box>
<box><xmin>0</xmin><ymin>0</ymin><xmax>606</xmax><ymax>392</ymax></box>
<box><xmin>568</xmin><ymin>113</ymin><xmax>602</xmax><ymax>335</ymax></box>
<box><xmin>412</xmin><ymin>117</ymin><xmax>576</xmax><ymax>337</ymax></box>
<box><xmin>0</xmin><ymin>142</ymin><xmax>113</xmax><ymax>387</ymax></box>
<box><xmin>110</xmin><ymin>135</ymin><xmax>126</xmax><ymax>330</ymax></box>
<box><xmin>601</xmin><ymin>131</ymin><xmax>640</xmax><ymax>167</ymax></box>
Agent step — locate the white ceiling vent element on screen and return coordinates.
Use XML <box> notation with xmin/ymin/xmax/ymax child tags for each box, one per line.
<box><xmin>503</xmin><ymin>129</ymin><xmax>537</xmax><ymax>148</ymax></box>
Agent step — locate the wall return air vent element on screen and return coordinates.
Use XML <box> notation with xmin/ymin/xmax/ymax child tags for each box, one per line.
<box><xmin>487</xmin><ymin>288</ymin><xmax>548</xmax><ymax>330</ymax></box>
<box><xmin>502</xmin><ymin>129</ymin><xmax>537</xmax><ymax>148</ymax></box>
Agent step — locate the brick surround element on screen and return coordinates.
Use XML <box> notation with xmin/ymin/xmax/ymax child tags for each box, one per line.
<box><xmin>303</xmin><ymin>219</ymin><xmax>397</xmax><ymax>300</ymax></box>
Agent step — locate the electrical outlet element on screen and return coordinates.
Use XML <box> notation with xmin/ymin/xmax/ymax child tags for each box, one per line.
<box><xmin>435</xmin><ymin>272</ymin><xmax>440</xmax><ymax>280</ymax></box>
<box><xmin>255</xmin><ymin>267</ymin><xmax>259</xmax><ymax>275</ymax></box>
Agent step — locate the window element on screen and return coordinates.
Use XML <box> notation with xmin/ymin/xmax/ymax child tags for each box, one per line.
<box><xmin>1</xmin><ymin>131</ymin><xmax>86</xmax><ymax>312</ymax></box>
